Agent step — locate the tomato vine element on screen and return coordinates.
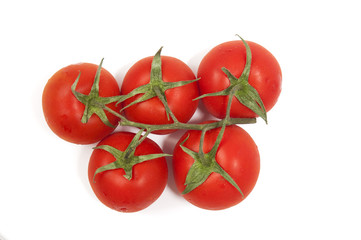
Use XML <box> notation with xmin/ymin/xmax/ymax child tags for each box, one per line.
<box><xmin>71</xmin><ymin>35</ymin><xmax>267</xmax><ymax>196</ymax></box>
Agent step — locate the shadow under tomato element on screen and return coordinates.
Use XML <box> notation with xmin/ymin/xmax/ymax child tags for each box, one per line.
<box><xmin>0</xmin><ymin>233</ymin><xmax>7</xmax><ymax>240</ymax></box>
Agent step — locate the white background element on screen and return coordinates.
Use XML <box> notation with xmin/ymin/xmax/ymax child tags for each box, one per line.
<box><xmin>1</xmin><ymin>0</ymin><xmax>360</xmax><ymax>239</ymax></box>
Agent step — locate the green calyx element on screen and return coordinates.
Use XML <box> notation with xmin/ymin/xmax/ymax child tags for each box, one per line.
<box><xmin>117</xmin><ymin>47</ymin><xmax>199</xmax><ymax>123</ymax></box>
<box><xmin>179</xmin><ymin>83</ymin><xmax>244</xmax><ymax>196</ymax></box>
<box><xmin>71</xmin><ymin>58</ymin><xmax>121</xmax><ymax>128</ymax></box>
<box><xmin>196</xmin><ymin>35</ymin><xmax>268</xmax><ymax>123</ymax></box>
<box><xmin>179</xmin><ymin>124</ymin><xmax>244</xmax><ymax>197</ymax></box>
<box><xmin>93</xmin><ymin>129</ymin><xmax>171</xmax><ymax>181</ymax></box>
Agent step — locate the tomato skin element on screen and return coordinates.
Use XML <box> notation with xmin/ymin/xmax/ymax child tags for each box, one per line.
<box><xmin>173</xmin><ymin>124</ymin><xmax>260</xmax><ymax>210</ymax></box>
<box><xmin>121</xmin><ymin>56</ymin><xmax>199</xmax><ymax>134</ymax></box>
<box><xmin>197</xmin><ymin>40</ymin><xmax>282</xmax><ymax>119</ymax></box>
<box><xmin>42</xmin><ymin>63</ymin><xmax>121</xmax><ymax>144</ymax></box>
<box><xmin>88</xmin><ymin>132</ymin><xmax>168</xmax><ymax>213</ymax></box>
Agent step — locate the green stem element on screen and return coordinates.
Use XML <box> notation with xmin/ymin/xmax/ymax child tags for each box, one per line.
<box><xmin>153</xmin><ymin>86</ymin><xmax>179</xmax><ymax>123</ymax></box>
<box><xmin>105</xmin><ymin>105</ymin><xmax>255</xmax><ymax>131</ymax></box>
<box><xmin>198</xmin><ymin>129</ymin><xmax>207</xmax><ymax>163</ymax></box>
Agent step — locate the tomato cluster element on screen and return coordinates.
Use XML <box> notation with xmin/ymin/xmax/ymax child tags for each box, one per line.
<box><xmin>42</xmin><ymin>36</ymin><xmax>282</xmax><ymax>212</ymax></box>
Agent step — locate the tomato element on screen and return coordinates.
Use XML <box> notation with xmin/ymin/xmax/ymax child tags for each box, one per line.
<box><xmin>120</xmin><ymin>55</ymin><xmax>199</xmax><ymax>134</ymax></box>
<box><xmin>88</xmin><ymin>131</ymin><xmax>168</xmax><ymax>212</ymax></box>
<box><xmin>197</xmin><ymin>40</ymin><xmax>282</xmax><ymax>119</ymax></box>
<box><xmin>173</xmin><ymin>124</ymin><xmax>260</xmax><ymax>210</ymax></box>
<box><xmin>42</xmin><ymin>62</ymin><xmax>121</xmax><ymax>144</ymax></box>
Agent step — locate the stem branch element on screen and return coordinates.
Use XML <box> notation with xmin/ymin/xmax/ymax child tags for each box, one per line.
<box><xmin>104</xmin><ymin>105</ymin><xmax>255</xmax><ymax>132</ymax></box>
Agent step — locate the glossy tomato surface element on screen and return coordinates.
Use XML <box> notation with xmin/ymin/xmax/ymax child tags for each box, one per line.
<box><xmin>42</xmin><ymin>63</ymin><xmax>121</xmax><ymax>144</ymax></box>
<box><xmin>173</xmin><ymin>124</ymin><xmax>260</xmax><ymax>210</ymax></box>
<box><xmin>197</xmin><ymin>40</ymin><xmax>282</xmax><ymax>119</ymax></box>
<box><xmin>88</xmin><ymin>132</ymin><xmax>168</xmax><ymax>212</ymax></box>
<box><xmin>121</xmin><ymin>56</ymin><xmax>199</xmax><ymax>134</ymax></box>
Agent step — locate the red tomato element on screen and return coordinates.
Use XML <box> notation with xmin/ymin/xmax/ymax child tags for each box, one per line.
<box><xmin>88</xmin><ymin>132</ymin><xmax>168</xmax><ymax>212</ymax></box>
<box><xmin>121</xmin><ymin>55</ymin><xmax>199</xmax><ymax>134</ymax></box>
<box><xmin>42</xmin><ymin>62</ymin><xmax>121</xmax><ymax>144</ymax></box>
<box><xmin>197</xmin><ymin>40</ymin><xmax>282</xmax><ymax>119</ymax></box>
<box><xmin>173</xmin><ymin>124</ymin><xmax>260</xmax><ymax>210</ymax></box>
